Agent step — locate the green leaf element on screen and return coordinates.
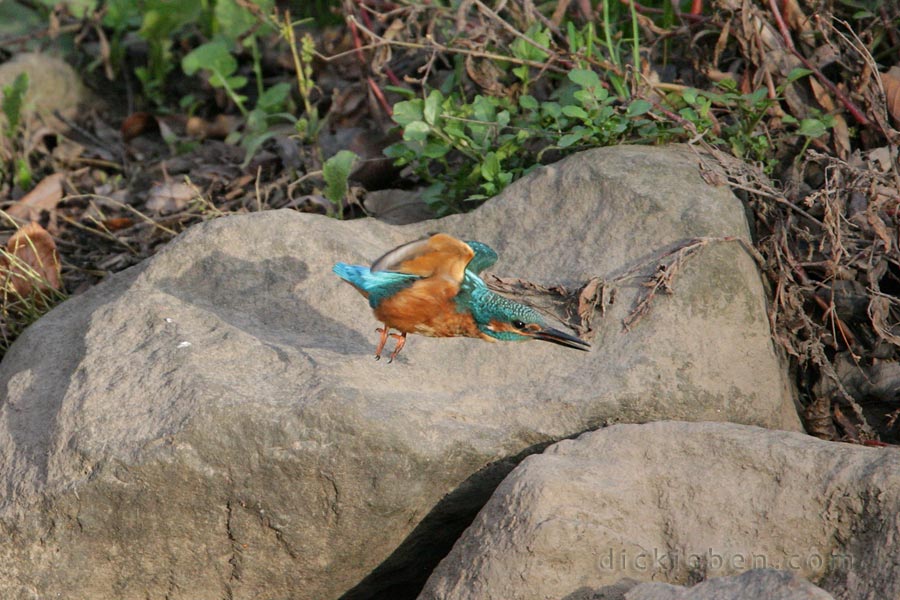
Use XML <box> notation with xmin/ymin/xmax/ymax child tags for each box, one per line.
<box><xmin>2</xmin><ymin>72</ymin><xmax>29</xmax><ymax>136</ymax></box>
<box><xmin>240</xmin><ymin>130</ymin><xmax>276</xmax><ymax>167</ymax></box>
<box><xmin>423</xmin><ymin>141</ymin><xmax>450</xmax><ymax>159</ymax></box>
<box><xmin>562</xmin><ymin>105</ymin><xmax>588</xmax><ymax>119</ymax></box>
<box><xmin>558</xmin><ymin>131</ymin><xmax>583</xmax><ymax>148</ymax></box>
<box><xmin>391</xmin><ymin>100</ymin><xmax>424</xmax><ymax>127</ymax></box>
<box><xmin>323</xmin><ymin>150</ymin><xmax>358</xmax><ymax>214</ymax></box>
<box><xmin>519</xmin><ymin>95</ymin><xmax>539</xmax><ymax>110</ymax></box>
<box><xmin>182</xmin><ymin>40</ymin><xmax>237</xmax><ymax>78</ymax></box>
<box><xmin>256</xmin><ymin>82</ymin><xmax>291</xmax><ymax>113</ymax></box>
<box><xmin>423</xmin><ymin>90</ymin><xmax>443</xmax><ymax>125</ymax></box>
<box><xmin>139</xmin><ymin>0</ymin><xmax>203</xmax><ymax>41</ymax></box>
<box><xmin>103</xmin><ymin>0</ymin><xmax>141</xmax><ymax>30</ymax></box>
<box><xmin>627</xmin><ymin>99</ymin><xmax>652</xmax><ymax>117</ymax></box>
<box><xmin>510</xmin><ymin>26</ymin><xmax>550</xmax><ymax>62</ymax></box>
<box><xmin>785</xmin><ymin>67</ymin><xmax>813</xmax><ymax>83</ymax></box>
<box><xmin>403</xmin><ymin>120</ymin><xmax>430</xmax><ymax>142</ymax></box>
<box><xmin>797</xmin><ymin>118</ymin><xmax>828</xmax><ymax>138</ymax></box>
<box><xmin>472</xmin><ymin>95</ymin><xmax>497</xmax><ymax>122</ymax></box>
<box><xmin>481</xmin><ymin>152</ymin><xmax>500</xmax><ymax>181</ymax></box>
<box><xmin>541</xmin><ymin>102</ymin><xmax>562</xmax><ymax>119</ymax></box>
<box><xmin>568</xmin><ymin>68</ymin><xmax>600</xmax><ymax>89</ymax></box>
<box><xmin>512</xmin><ymin>65</ymin><xmax>529</xmax><ymax>83</ymax></box>
<box><xmin>384</xmin><ymin>85</ymin><xmax>416</xmax><ymax>99</ymax></box>
<box><xmin>14</xmin><ymin>157</ymin><xmax>31</xmax><ymax>189</ymax></box>
<box><xmin>215</xmin><ymin>0</ymin><xmax>274</xmax><ymax>41</ymax></box>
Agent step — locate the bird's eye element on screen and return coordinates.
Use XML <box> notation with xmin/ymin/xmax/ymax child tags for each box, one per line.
<box><xmin>512</xmin><ymin>319</ymin><xmax>526</xmax><ymax>329</ymax></box>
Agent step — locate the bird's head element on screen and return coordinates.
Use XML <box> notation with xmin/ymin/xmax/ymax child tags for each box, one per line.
<box><xmin>475</xmin><ymin>295</ymin><xmax>590</xmax><ymax>351</ymax></box>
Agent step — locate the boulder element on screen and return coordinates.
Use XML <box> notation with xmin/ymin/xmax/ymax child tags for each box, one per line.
<box><xmin>0</xmin><ymin>146</ymin><xmax>800</xmax><ymax>599</ymax></box>
<box><xmin>623</xmin><ymin>569</ymin><xmax>833</xmax><ymax>600</ymax></box>
<box><xmin>418</xmin><ymin>422</ymin><xmax>900</xmax><ymax>600</ymax></box>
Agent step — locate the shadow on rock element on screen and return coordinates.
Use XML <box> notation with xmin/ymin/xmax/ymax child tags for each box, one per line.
<box><xmin>340</xmin><ymin>441</ymin><xmax>554</xmax><ymax>600</ymax></box>
<box><xmin>156</xmin><ymin>252</ymin><xmax>370</xmax><ymax>356</ymax></box>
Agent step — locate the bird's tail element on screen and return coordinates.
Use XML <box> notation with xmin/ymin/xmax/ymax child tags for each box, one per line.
<box><xmin>333</xmin><ymin>263</ymin><xmax>371</xmax><ymax>288</ymax></box>
<box><xmin>333</xmin><ymin>262</ymin><xmax>420</xmax><ymax>308</ymax></box>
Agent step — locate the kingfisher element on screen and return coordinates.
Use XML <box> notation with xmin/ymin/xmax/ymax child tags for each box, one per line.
<box><xmin>333</xmin><ymin>233</ymin><xmax>590</xmax><ymax>362</ymax></box>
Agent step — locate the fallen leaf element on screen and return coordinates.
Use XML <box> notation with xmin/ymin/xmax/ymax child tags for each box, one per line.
<box><xmin>867</xmin><ymin>209</ymin><xmax>894</xmax><ymax>252</ymax></box>
<box><xmin>782</xmin><ymin>0</ymin><xmax>812</xmax><ymax>40</ymax></box>
<box><xmin>882</xmin><ymin>66</ymin><xmax>900</xmax><ymax>126</ymax></box>
<box><xmin>1</xmin><ymin>222</ymin><xmax>62</xmax><ymax>297</ymax></box>
<box><xmin>576</xmin><ymin>276</ymin><xmax>605</xmax><ymax>336</ymax></box>
<box><xmin>831</xmin><ymin>113</ymin><xmax>851</xmax><ymax>160</ymax></box>
<box><xmin>288</xmin><ymin>194</ymin><xmax>332</xmax><ymax>216</ymax></box>
<box><xmin>868</xmin><ymin>296</ymin><xmax>900</xmax><ymax>346</ymax></box>
<box><xmin>466</xmin><ymin>55</ymin><xmax>509</xmax><ymax>96</ymax></box>
<box><xmin>146</xmin><ymin>181</ymin><xmax>197</xmax><ymax>214</ymax></box>
<box><xmin>185</xmin><ymin>114</ymin><xmax>238</xmax><ymax>139</ymax></box>
<box><xmin>808</xmin><ymin>76</ymin><xmax>835</xmax><ymax>112</ymax></box>
<box><xmin>121</xmin><ymin>112</ymin><xmax>158</xmax><ymax>142</ymax></box>
<box><xmin>5</xmin><ymin>172</ymin><xmax>65</xmax><ymax>224</ymax></box>
<box><xmin>101</xmin><ymin>217</ymin><xmax>135</xmax><ymax>231</ymax></box>
<box><xmin>833</xmin><ymin>405</ymin><xmax>860</xmax><ymax>442</ymax></box>
<box><xmin>803</xmin><ymin>395</ymin><xmax>836</xmax><ymax>440</ymax></box>
<box><xmin>867</xmin><ymin>146</ymin><xmax>894</xmax><ymax>173</ymax></box>
<box><xmin>371</xmin><ymin>19</ymin><xmax>403</xmax><ymax>76</ymax></box>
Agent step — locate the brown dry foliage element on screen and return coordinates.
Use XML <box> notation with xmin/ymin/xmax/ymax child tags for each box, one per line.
<box><xmin>1</xmin><ymin>221</ymin><xmax>62</xmax><ymax>297</ymax></box>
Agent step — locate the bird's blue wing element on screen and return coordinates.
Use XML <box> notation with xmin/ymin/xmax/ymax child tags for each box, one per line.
<box><xmin>463</xmin><ymin>241</ymin><xmax>498</xmax><ymax>276</ymax></box>
<box><xmin>333</xmin><ymin>263</ymin><xmax>420</xmax><ymax>308</ymax></box>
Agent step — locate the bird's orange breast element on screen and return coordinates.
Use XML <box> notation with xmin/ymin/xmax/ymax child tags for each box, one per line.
<box><xmin>373</xmin><ymin>278</ymin><xmax>487</xmax><ymax>339</ymax></box>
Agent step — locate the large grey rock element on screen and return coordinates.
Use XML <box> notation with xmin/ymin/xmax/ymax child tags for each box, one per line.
<box><xmin>624</xmin><ymin>569</ymin><xmax>834</xmax><ymax>600</ymax></box>
<box><xmin>0</xmin><ymin>146</ymin><xmax>800</xmax><ymax>599</ymax></box>
<box><xmin>418</xmin><ymin>422</ymin><xmax>900</xmax><ymax>600</ymax></box>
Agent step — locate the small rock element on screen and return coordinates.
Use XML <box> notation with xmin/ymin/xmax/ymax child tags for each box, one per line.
<box><xmin>0</xmin><ymin>53</ymin><xmax>91</xmax><ymax>132</ymax></box>
<box><xmin>364</xmin><ymin>189</ymin><xmax>434</xmax><ymax>224</ymax></box>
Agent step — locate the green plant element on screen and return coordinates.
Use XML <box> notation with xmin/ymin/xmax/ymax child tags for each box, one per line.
<box><xmin>283</xmin><ymin>17</ymin><xmax>320</xmax><ymax>142</ymax></box>
<box><xmin>384</xmin><ymin>68</ymin><xmax>653</xmax><ymax>214</ymax></box>
<box><xmin>322</xmin><ymin>150</ymin><xmax>358</xmax><ymax>219</ymax></box>
<box><xmin>1</xmin><ymin>73</ymin><xmax>32</xmax><ymax>189</ymax></box>
<box><xmin>179</xmin><ymin>3</ymin><xmax>307</xmax><ymax>164</ymax></box>
<box><xmin>133</xmin><ymin>0</ymin><xmax>204</xmax><ymax>106</ymax></box>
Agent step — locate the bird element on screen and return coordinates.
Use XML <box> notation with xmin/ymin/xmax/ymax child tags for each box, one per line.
<box><xmin>333</xmin><ymin>233</ymin><xmax>590</xmax><ymax>362</ymax></box>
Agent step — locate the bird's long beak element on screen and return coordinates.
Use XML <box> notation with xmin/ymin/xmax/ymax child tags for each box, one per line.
<box><xmin>532</xmin><ymin>327</ymin><xmax>591</xmax><ymax>351</ymax></box>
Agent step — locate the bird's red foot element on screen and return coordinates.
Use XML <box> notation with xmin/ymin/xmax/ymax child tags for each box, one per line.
<box><xmin>375</xmin><ymin>327</ymin><xmax>407</xmax><ymax>363</ymax></box>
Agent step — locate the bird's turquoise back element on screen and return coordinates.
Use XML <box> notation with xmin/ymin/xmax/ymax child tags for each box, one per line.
<box><xmin>455</xmin><ymin>267</ymin><xmax>547</xmax><ymax>341</ymax></box>
<box><xmin>333</xmin><ymin>263</ymin><xmax>420</xmax><ymax>309</ymax></box>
